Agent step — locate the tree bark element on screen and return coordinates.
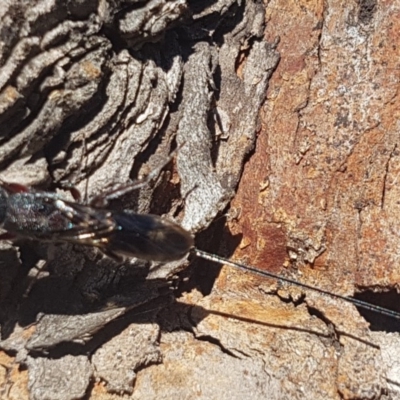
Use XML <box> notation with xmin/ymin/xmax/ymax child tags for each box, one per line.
<box><xmin>0</xmin><ymin>1</ymin><xmax>399</xmax><ymax>399</ymax></box>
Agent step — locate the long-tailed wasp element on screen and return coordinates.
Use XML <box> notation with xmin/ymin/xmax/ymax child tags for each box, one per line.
<box><xmin>0</xmin><ymin>180</ymin><xmax>193</xmax><ymax>262</ymax></box>
<box><xmin>0</xmin><ymin>176</ymin><xmax>398</xmax><ymax>322</ymax></box>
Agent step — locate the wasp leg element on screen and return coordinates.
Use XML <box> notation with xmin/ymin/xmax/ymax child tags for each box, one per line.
<box><xmin>98</xmin><ymin>247</ymin><xmax>125</xmax><ymax>263</ymax></box>
<box><xmin>89</xmin><ymin>144</ymin><xmax>185</xmax><ymax>208</ymax></box>
<box><xmin>0</xmin><ymin>181</ymin><xmax>30</xmax><ymax>193</ymax></box>
<box><xmin>58</xmin><ymin>181</ymin><xmax>82</xmax><ymax>202</ymax></box>
<box><xmin>90</xmin><ymin>180</ymin><xmax>149</xmax><ymax>208</ymax></box>
<box><xmin>0</xmin><ymin>232</ymin><xmax>16</xmax><ymax>240</ymax></box>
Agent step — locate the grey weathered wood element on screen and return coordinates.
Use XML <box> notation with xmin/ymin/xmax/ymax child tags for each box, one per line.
<box><xmin>0</xmin><ymin>1</ymin><xmax>278</xmax><ymax>398</ymax></box>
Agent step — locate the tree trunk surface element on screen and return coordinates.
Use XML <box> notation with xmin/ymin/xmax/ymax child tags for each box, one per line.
<box><xmin>0</xmin><ymin>1</ymin><xmax>399</xmax><ymax>399</ymax></box>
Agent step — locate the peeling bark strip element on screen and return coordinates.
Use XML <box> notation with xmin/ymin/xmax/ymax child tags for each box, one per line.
<box><xmin>0</xmin><ymin>1</ymin><xmax>399</xmax><ymax>400</ymax></box>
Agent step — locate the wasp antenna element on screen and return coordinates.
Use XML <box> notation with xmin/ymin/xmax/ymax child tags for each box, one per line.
<box><xmin>91</xmin><ymin>144</ymin><xmax>185</xmax><ymax>207</ymax></box>
<box><xmin>194</xmin><ymin>248</ymin><xmax>400</xmax><ymax>321</ymax></box>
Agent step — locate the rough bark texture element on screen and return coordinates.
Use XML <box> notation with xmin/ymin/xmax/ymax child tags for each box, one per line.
<box><xmin>0</xmin><ymin>0</ymin><xmax>400</xmax><ymax>399</ymax></box>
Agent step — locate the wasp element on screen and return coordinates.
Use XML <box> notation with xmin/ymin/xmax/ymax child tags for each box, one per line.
<box><xmin>0</xmin><ymin>180</ymin><xmax>194</xmax><ymax>262</ymax></box>
<box><xmin>1</xmin><ymin>181</ymin><xmax>400</xmax><ymax>322</ymax></box>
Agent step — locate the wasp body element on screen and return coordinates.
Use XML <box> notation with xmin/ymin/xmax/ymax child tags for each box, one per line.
<box><xmin>0</xmin><ymin>182</ymin><xmax>193</xmax><ymax>262</ymax></box>
<box><xmin>1</xmin><ymin>182</ymin><xmax>400</xmax><ymax>323</ymax></box>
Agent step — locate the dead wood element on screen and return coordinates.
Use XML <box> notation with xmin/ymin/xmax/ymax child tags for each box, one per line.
<box><xmin>0</xmin><ymin>1</ymin><xmax>399</xmax><ymax>400</ymax></box>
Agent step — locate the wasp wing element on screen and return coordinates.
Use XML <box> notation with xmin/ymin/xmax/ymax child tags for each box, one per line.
<box><xmin>102</xmin><ymin>211</ymin><xmax>194</xmax><ymax>262</ymax></box>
